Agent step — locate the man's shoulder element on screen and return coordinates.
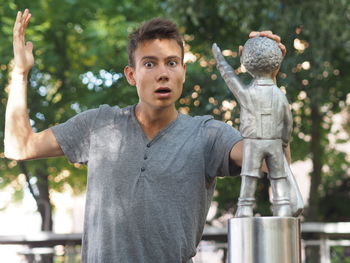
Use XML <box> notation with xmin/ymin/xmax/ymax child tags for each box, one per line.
<box><xmin>80</xmin><ymin>104</ymin><xmax>134</xmax><ymax>131</ymax></box>
<box><xmin>96</xmin><ymin>104</ymin><xmax>132</xmax><ymax>114</ymax></box>
<box><xmin>94</xmin><ymin>104</ymin><xmax>133</xmax><ymax>119</ymax></box>
<box><xmin>190</xmin><ymin>114</ymin><xmax>213</xmax><ymax>122</ymax></box>
<box><xmin>185</xmin><ymin>114</ymin><xmax>236</xmax><ymax>131</ymax></box>
<box><xmin>180</xmin><ymin>114</ymin><xmax>213</xmax><ymax>127</ymax></box>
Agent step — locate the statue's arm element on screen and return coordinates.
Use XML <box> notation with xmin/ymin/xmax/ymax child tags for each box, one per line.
<box><xmin>282</xmin><ymin>99</ymin><xmax>293</xmax><ymax>147</ymax></box>
<box><xmin>212</xmin><ymin>43</ymin><xmax>245</xmax><ymax>99</ymax></box>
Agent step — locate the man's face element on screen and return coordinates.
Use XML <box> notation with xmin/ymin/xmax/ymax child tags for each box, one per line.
<box><xmin>124</xmin><ymin>39</ymin><xmax>186</xmax><ymax>110</ymax></box>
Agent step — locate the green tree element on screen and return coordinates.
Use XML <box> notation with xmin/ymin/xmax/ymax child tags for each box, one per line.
<box><xmin>0</xmin><ymin>0</ymin><xmax>165</xmax><ymax>232</ymax></box>
<box><xmin>1</xmin><ymin>0</ymin><xmax>350</xmax><ymax>240</ymax></box>
<box><xmin>165</xmin><ymin>0</ymin><xmax>350</xmax><ymax>221</ymax></box>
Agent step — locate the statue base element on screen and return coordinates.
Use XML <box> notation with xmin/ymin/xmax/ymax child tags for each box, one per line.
<box><xmin>228</xmin><ymin>217</ymin><xmax>301</xmax><ymax>263</ymax></box>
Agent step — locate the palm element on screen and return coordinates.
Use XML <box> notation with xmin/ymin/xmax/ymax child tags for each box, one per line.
<box><xmin>13</xmin><ymin>10</ymin><xmax>34</xmax><ymax>73</ymax></box>
<box><xmin>15</xmin><ymin>44</ymin><xmax>34</xmax><ymax>69</ymax></box>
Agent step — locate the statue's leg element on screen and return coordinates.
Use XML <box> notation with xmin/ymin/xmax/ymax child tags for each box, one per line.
<box><xmin>235</xmin><ymin>175</ymin><xmax>258</xmax><ymax>217</ymax></box>
<box><xmin>267</xmin><ymin>140</ymin><xmax>292</xmax><ymax>216</ymax></box>
<box><xmin>270</xmin><ymin>178</ymin><xmax>292</xmax><ymax>217</ymax></box>
<box><xmin>237</xmin><ymin>139</ymin><xmax>262</xmax><ymax>217</ymax></box>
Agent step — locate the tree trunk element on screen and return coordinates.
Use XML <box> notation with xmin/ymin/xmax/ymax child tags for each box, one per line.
<box><xmin>306</xmin><ymin>103</ymin><xmax>323</xmax><ymax>221</ymax></box>
<box><xmin>20</xmin><ymin>163</ymin><xmax>54</xmax><ymax>263</ymax></box>
<box><xmin>36</xmin><ymin>168</ymin><xmax>53</xmax><ymax>231</ymax></box>
<box><xmin>20</xmin><ymin>163</ymin><xmax>53</xmax><ymax>231</ymax></box>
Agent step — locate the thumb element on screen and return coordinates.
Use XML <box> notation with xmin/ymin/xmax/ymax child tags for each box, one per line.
<box><xmin>26</xmin><ymin>41</ymin><xmax>33</xmax><ymax>52</ymax></box>
<box><xmin>239</xmin><ymin>45</ymin><xmax>243</xmax><ymax>57</ymax></box>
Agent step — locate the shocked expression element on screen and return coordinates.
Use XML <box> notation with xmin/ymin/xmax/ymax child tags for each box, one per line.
<box><xmin>125</xmin><ymin>39</ymin><xmax>186</xmax><ymax>110</ymax></box>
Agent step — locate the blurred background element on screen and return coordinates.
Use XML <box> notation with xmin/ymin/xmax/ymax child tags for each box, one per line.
<box><xmin>0</xmin><ymin>0</ymin><xmax>349</xmax><ymax>262</ymax></box>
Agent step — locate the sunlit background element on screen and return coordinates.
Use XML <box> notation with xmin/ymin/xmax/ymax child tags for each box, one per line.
<box><xmin>1</xmin><ymin>0</ymin><xmax>350</xmax><ymax>262</ymax></box>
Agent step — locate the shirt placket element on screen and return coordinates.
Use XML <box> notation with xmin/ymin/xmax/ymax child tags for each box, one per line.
<box><xmin>140</xmin><ymin>142</ymin><xmax>152</xmax><ymax>176</ymax></box>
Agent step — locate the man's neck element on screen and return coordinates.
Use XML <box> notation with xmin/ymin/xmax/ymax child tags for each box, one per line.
<box><xmin>135</xmin><ymin>103</ymin><xmax>178</xmax><ymax>140</ymax></box>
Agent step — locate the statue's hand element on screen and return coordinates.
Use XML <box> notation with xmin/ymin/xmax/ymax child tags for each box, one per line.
<box><xmin>212</xmin><ymin>43</ymin><xmax>227</xmax><ymax>66</ymax></box>
<box><xmin>212</xmin><ymin>43</ymin><xmax>242</xmax><ymax>94</ymax></box>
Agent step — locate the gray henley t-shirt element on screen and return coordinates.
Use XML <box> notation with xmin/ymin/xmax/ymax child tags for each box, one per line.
<box><xmin>51</xmin><ymin>104</ymin><xmax>242</xmax><ymax>263</ymax></box>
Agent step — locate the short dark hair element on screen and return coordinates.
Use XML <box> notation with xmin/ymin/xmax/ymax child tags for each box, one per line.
<box><xmin>127</xmin><ymin>18</ymin><xmax>184</xmax><ymax>67</ymax></box>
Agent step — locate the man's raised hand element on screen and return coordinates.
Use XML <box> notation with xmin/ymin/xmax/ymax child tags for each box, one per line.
<box><xmin>13</xmin><ymin>9</ymin><xmax>34</xmax><ymax>75</ymax></box>
<box><xmin>239</xmin><ymin>30</ymin><xmax>287</xmax><ymax>57</ymax></box>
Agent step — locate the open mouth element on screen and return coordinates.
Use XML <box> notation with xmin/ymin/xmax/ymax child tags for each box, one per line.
<box><xmin>155</xmin><ymin>87</ymin><xmax>171</xmax><ymax>94</ymax></box>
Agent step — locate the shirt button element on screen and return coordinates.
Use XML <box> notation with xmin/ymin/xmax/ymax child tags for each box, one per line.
<box><xmin>141</xmin><ymin>167</ymin><xmax>145</xmax><ymax>172</ymax></box>
<box><xmin>146</xmin><ymin>143</ymin><xmax>151</xmax><ymax>148</ymax></box>
<box><xmin>144</xmin><ymin>156</ymin><xmax>148</xmax><ymax>160</ymax></box>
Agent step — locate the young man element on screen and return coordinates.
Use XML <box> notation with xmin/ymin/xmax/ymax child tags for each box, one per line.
<box><xmin>5</xmin><ymin>9</ymin><xmax>286</xmax><ymax>263</ymax></box>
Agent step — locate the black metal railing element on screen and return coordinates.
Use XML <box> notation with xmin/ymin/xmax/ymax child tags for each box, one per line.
<box><xmin>1</xmin><ymin>222</ymin><xmax>349</xmax><ymax>263</ymax></box>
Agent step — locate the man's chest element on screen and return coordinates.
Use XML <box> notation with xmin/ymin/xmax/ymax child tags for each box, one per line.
<box><xmin>88</xmin><ymin>123</ymin><xmax>206</xmax><ymax>187</ymax></box>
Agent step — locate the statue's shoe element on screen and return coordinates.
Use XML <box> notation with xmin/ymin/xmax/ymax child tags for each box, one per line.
<box><xmin>235</xmin><ymin>206</ymin><xmax>253</xmax><ymax>217</ymax></box>
<box><xmin>273</xmin><ymin>204</ymin><xmax>292</xmax><ymax>217</ymax></box>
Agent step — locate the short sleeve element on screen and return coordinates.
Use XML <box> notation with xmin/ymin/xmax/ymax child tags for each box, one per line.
<box><xmin>202</xmin><ymin>118</ymin><xmax>243</xmax><ymax>179</ymax></box>
<box><xmin>51</xmin><ymin>108</ymin><xmax>99</xmax><ymax>164</ymax></box>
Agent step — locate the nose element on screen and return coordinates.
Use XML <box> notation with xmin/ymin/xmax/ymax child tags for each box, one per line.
<box><xmin>157</xmin><ymin>65</ymin><xmax>169</xmax><ymax>82</ymax></box>
<box><xmin>157</xmin><ymin>73</ymin><xmax>169</xmax><ymax>82</ymax></box>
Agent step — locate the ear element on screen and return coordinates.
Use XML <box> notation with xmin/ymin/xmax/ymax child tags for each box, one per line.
<box><xmin>182</xmin><ymin>63</ymin><xmax>186</xmax><ymax>84</ymax></box>
<box><xmin>124</xmin><ymin>66</ymin><xmax>136</xmax><ymax>86</ymax></box>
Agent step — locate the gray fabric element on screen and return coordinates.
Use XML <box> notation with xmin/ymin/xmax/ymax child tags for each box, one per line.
<box><xmin>52</xmin><ymin>104</ymin><xmax>242</xmax><ymax>263</ymax></box>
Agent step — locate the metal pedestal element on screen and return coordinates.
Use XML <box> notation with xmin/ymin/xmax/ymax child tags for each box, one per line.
<box><xmin>228</xmin><ymin>217</ymin><xmax>301</xmax><ymax>263</ymax></box>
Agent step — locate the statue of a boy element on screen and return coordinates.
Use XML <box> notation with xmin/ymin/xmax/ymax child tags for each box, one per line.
<box><xmin>212</xmin><ymin>36</ymin><xmax>294</xmax><ymax>217</ymax></box>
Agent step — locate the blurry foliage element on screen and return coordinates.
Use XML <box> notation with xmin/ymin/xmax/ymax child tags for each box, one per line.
<box><xmin>166</xmin><ymin>0</ymin><xmax>350</xmax><ymax>221</ymax></box>
<box><xmin>330</xmin><ymin>246</ymin><xmax>350</xmax><ymax>263</ymax></box>
<box><xmin>0</xmin><ymin>0</ymin><xmax>165</xmax><ymax>229</ymax></box>
<box><xmin>0</xmin><ymin>0</ymin><xmax>349</xmax><ymax>228</ymax></box>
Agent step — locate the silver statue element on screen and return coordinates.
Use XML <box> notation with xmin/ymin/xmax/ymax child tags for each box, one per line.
<box><xmin>212</xmin><ymin>37</ymin><xmax>303</xmax><ymax>217</ymax></box>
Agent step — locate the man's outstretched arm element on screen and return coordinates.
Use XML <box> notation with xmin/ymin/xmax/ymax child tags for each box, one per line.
<box><xmin>229</xmin><ymin>140</ymin><xmax>292</xmax><ymax>173</ymax></box>
<box><xmin>4</xmin><ymin>9</ymin><xmax>63</xmax><ymax>161</ymax></box>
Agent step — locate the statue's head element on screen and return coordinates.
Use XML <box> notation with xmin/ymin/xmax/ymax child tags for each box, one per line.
<box><xmin>241</xmin><ymin>36</ymin><xmax>283</xmax><ymax>77</ymax></box>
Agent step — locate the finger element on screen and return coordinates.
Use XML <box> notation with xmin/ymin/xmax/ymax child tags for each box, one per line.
<box><xmin>24</xmin><ymin>13</ymin><xmax>31</xmax><ymax>25</ymax></box>
<box><xmin>249</xmin><ymin>31</ymin><xmax>259</xmax><ymax>38</ymax></box>
<box><xmin>13</xmin><ymin>11</ymin><xmax>22</xmax><ymax>31</ymax></box>
<box><xmin>19</xmin><ymin>13</ymin><xmax>26</xmax><ymax>37</ymax></box>
<box><xmin>21</xmin><ymin>9</ymin><xmax>29</xmax><ymax>24</ymax></box>
<box><xmin>278</xmin><ymin>43</ymin><xmax>287</xmax><ymax>56</ymax></box>
<box><xmin>268</xmin><ymin>34</ymin><xmax>281</xmax><ymax>43</ymax></box>
<box><xmin>23</xmin><ymin>13</ymin><xmax>32</xmax><ymax>31</ymax></box>
<box><xmin>19</xmin><ymin>9</ymin><xmax>29</xmax><ymax>34</ymax></box>
<box><xmin>259</xmin><ymin>32</ymin><xmax>281</xmax><ymax>43</ymax></box>
<box><xmin>239</xmin><ymin>45</ymin><xmax>243</xmax><ymax>56</ymax></box>
<box><xmin>26</xmin><ymin>41</ymin><xmax>34</xmax><ymax>52</ymax></box>
<box><xmin>260</xmin><ymin>30</ymin><xmax>273</xmax><ymax>35</ymax></box>
<box><xmin>13</xmin><ymin>19</ymin><xmax>23</xmax><ymax>43</ymax></box>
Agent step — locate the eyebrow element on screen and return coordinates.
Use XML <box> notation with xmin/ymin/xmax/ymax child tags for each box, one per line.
<box><xmin>141</xmin><ymin>55</ymin><xmax>181</xmax><ymax>61</ymax></box>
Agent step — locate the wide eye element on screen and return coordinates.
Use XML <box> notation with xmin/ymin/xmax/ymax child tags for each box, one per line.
<box><xmin>168</xmin><ymin>60</ymin><xmax>178</xmax><ymax>67</ymax></box>
<box><xmin>144</xmin><ymin>61</ymin><xmax>155</xmax><ymax>68</ymax></box>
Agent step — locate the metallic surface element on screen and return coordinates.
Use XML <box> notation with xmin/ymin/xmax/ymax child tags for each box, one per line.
<box><xmin>228</xmin><ymin>217</ymin><xmax>301</xmax><ymax>263</ymax></box>
<box><xmin>241</xmin><ymin>37</ymin><xmax>283</xmax><ymax>77</ymax></box>
<box><xmin>212</xmin><ymin>40</ymin><xmax>304</xmax><ymax>217</ymax></box>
